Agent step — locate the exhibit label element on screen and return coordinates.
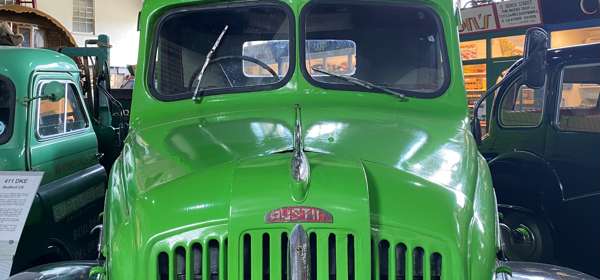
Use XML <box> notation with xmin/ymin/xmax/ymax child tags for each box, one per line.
<box><xmin>0</xmin><ymin>171</ymin><xmax>43</xmax><ymax>279</ymax></box>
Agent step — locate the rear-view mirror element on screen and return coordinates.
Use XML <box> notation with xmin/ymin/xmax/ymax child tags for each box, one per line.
<box><xmin>523</xmin><ymin>27</ymin><xmax>549</xmax><ymax>89</ymax></box>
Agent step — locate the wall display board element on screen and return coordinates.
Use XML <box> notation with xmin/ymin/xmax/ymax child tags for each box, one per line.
<box><xmin>0</xmin><ymin>172</ymin><xmax>43</xmax><ymax>279</ymax></box>
<box><xmin>460</xmin><ymin>0</ymin><xmax>542</xmax><ymax>34</ymax></box>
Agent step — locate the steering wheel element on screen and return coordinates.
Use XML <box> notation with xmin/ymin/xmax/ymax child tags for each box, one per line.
<box><xmin>188</xmin><ymin>55</ymin><xmax>279</xmax><ymax>89</ymax></box>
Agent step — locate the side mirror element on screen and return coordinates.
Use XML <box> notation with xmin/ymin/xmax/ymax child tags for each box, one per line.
<box><xmin>41</xmin><ymin>81</ymin><xmax>66</xmax><ymax>102</ymax></box>
<box><xmin>523</xmin><ymin>27</ymin><xmax>549</xmax><ymax>89</ymax></box>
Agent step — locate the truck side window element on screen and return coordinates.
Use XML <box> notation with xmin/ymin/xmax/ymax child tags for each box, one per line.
<box><xmin>66</xmin><ymin>84</ymin><xmax>87</xmax><ymax>132</ymax></box>
<box><xmin>0</xmin><ymin>76</ymin><xmax>15</xmax><ymax>144</ymax></box>
<box><xmin>38</xmin><ymin>82</ymin><xmax>88</xmax><ymax>137</ymax></box>
<box><xmin>558</xmin><ymin>64</ymin><xmax>600</xmax><ymax>133</ymax></box>
<box><xmin>499</xmin><ymin>79</ymin><xmax>545</xmax><ymax>127</ymax></box>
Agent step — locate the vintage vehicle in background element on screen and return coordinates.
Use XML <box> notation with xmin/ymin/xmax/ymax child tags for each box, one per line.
<box><xmin>476</xmin><ymin>41</ymin><xmax>600</xmax><ymax>277</ymax></box>
<box><xmin>0</xmin><ymin>47</ymin><xmax>106</xmax><ymax>274</ymax></box>
<box><xmin>7</xmin><ymin>0</ymin><xmax>599</xmax><ymax>280</ymax></box>
<box><xmin>1</xmin><ymin>5</ymin><xmax>129</xmax><ymax>275</ymax></box>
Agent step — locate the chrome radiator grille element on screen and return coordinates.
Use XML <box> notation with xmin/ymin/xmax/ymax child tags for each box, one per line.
<box><xmin>240</xmin><ymin>230</ymin><xmax>358</xmax><ymax>280</ymax></box>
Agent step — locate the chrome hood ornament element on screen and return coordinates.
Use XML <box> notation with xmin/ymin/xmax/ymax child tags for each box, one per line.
<box><xmin>289</xmin><ymin>224</ymin><xmax>310</xmax><ymax>280</ymax></box>
<box><xmin>290</xmin><ymin>104</ymin><xmax>310</xmax><ymax>202</ymax></box>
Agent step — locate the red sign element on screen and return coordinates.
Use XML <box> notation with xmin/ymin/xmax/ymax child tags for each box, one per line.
<box><xmin>266</xmin><ymin>206</ymin><xmax>333</xmax><ymax>224</ymax></box>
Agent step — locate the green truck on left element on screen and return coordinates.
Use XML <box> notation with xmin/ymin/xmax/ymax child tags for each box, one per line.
<box><xmin>0</xmin><ymin>46</ymin><xmax>122</xmax><ymax>274</ymax></box>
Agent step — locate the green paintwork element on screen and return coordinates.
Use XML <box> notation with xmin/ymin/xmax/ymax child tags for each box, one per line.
<box><xmin>101</xmin><ymin>0</ymin><xmax>499</xmax><ymax>279</ymax></box>
<box><xmin>0</xmin><ymin>47</ymin><xmax>106</xmax><ymax>273</ymax></box>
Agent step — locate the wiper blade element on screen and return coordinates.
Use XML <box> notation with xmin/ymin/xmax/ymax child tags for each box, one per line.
<box><xmin>192</xmin><ymin>25</ymin><xmax>229</xmax><ymax>103</ymax></box>
<box><xmin>311</xmin><ymin>67</ymin><xmax>408</xmax><ymax>101</ymax></box>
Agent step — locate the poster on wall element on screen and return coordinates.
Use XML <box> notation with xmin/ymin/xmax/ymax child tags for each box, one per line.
<box><xmin>496</xmin><ymin>0</ymin><xmax>542</xmax><ymax>29</ymax></box>
<box><xmin>460</xmin><ymin>0</ymin><xmax>542</xmax><ymax>35</ymax></box>
<box><xmin>460</xmin><ymin>4</ymin><xmax>497</xmax><ymax>34</ymax></box>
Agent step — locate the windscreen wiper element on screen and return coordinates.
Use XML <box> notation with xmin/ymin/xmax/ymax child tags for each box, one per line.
<box><xmin>192</xmin><ymin>25</ymin><xmax>229</xmax><ymax>103</ymax></box>
<box><xmin>311</xmin><ymin>67</ymin><xmax>408</xmax><ymax>102</ymax></box>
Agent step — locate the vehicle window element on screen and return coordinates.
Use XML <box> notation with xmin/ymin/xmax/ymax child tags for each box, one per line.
<box><xmin>500</xmin><ymin>79</ymin><xmax>545</xmax><ymax>127</ymax></box>
<box><xmin>38</xmin><ymin>82</ymin><xmax>87</xmax><ymax>137</ymax></box>
<box><xmin>558</xmin><ymin>64</ymin><xmax>600</xmax><ymax>133</ymax></box>
<box><xmin>152</xmin><ymin>3</ymin><xmax>292</xmax><ymax>100</ymax></box>
<box><xmin>66</xmin><ymin>84</ymin><xmax>87</xmax><ymax>132</ymax></box>
<box><xmin>0</xmin><ymin>76</ymin><xmax>15</xmax><ymax>144</ymax></box>
<box><xmin>242</xmin><ymin>40</ymin><xmax>289</xmax><ymax>77</ymax></box>
<box><xmin>302</xmin><ymin>2</ymin><xmax>448</xmax><ymax>97</ymax></box>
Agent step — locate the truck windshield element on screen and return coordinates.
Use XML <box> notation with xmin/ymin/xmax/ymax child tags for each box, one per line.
<box><xmin>301</xmin><ymin>2</ymin><xmax>449</xmax><ymax>97</ymax></box>
<box><xmin>0</xmin><ymin>76</ymin><xmax>15</xmax><ymax>144</ymax></box>
<box><xmin>151</xmin><ymin>3</ymin><xmax>293</xmax><ymax>100</ymax></box>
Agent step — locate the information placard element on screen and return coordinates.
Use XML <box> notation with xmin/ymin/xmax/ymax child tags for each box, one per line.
<box><xmin>0</xmin><ymin>171</ymin><xmax>43</xmax><ymax>279</ymax></box>
<box><xmin>496</xmin><ymin>0</ymin><xmax>542</xmax><ymax>29</ymax></box>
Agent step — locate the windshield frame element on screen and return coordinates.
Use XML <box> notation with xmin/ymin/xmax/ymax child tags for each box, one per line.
<box><xmin>148</xmin><ymin>1</ymin><xmax>296</xmax><ymax>101</ymax></box>
<box><xmin>0</xmin><ymin>75</ymin><xmax>16</xmax><ymax>145</ymax></box>
<box><xmin>299</xmin><ymin>0</ymin><xmax>451</xmax><ymax>99</ymax></box>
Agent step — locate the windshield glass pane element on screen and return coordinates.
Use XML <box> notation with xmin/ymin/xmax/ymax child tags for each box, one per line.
<box><xmin>152</xmin><ymin>4</ymin><xmax>292</xmax><ymax>99</ymax></box>
<box><xmin>303</xmin><ymin>3</ymin><xmax>448</xmax><ymax>96</ymax></box>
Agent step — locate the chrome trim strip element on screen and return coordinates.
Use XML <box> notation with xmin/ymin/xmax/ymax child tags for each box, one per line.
<box><xmin>289</xmin><ymin>224</ymin><xmax>310</xmax><ymax>280</ymax></box>
<box><xmin>497</xmin><ymin>261</ymin><xmax>599</xmax><ymax>280</ymax></box>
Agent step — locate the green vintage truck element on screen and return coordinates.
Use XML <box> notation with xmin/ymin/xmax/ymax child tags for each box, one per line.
<box><xmin>0</xmin><ymin>47</ymin><xmax>106</xmax><ymax>273</ymax></box>
<box><xmin>6</xmin><ymin>0</ymin><xmax>598</xmax><ymax>280</ymax></box>
<box><xmin>1</xmin><ymin>22</ymin><xmax>127</xmax><ymax>274</ymax></box>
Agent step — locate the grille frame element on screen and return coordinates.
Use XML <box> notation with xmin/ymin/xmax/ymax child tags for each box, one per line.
<box><xmin>151</xmin><ymin>224</ymin><xmax>229</xmax><ymax>280</ymax></box>
<box><xmin>371</xmin><ymin>226</ymin><xmax>453</xmax><ymax>280</ymax></box>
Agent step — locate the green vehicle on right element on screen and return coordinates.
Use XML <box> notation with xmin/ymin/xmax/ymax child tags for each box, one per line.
<box><xmin>478</xmin><ymin>41</ymin><xmax>600</xmax><ymax>277</ymax></box>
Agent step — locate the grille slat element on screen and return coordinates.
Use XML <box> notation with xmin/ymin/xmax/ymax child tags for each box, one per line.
<box><xmin>316</xmin><ymin>234</ymin><xmax>329</xmax><ymax>280</ymax></box>
<box><xmin>387</xmin><ymin>242</ymin><xmax>395</xmax><ymax>280</ymax></box>
<box><xmin>219</xmin><ymin>239</ymin><xmax>228</xmax><ymax>280</ymax></box>
<box><xmin>251</xmin><ymin>234</ymin><xmax>263</xmax><ymax>280</ymax></box>
<box><xmin>335</xmin><ymin>235</ymin><xmax>349</xmax><ymax>280</ymax></box>
<box><xmin>269</xmin><ymin>233</ymin><xmax>282</xmax><ymax>279</ymax></box>
<box><xmin>405</xmin><ymin>247</ymin><xmax>414</xmax><ymax>280</ymax></box>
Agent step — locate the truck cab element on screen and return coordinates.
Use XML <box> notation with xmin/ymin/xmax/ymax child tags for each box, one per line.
<box><xmin>0</xmin><ymin>47</ymin><xmax>106</xmax><ymax>273</ymax></box>
<box><xmin>7</xmin><ymin>1</ymin><xmax>599</xmax><ymax>280</ymax></box>
<box><xmin>480</xmin><ymin>43</ymin><xmax>600</xmax><ymax>277</ymax></box>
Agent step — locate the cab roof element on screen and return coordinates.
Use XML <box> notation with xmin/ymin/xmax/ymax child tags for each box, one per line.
<box><xmin>548</xmin><ymin>42</ymin><xmax>600</xmax><ymax>62</ymax></box>
<box><xmin>0</xmin><ymin>47</ymin><xmax>79</xmax><ymax>74</ymax></box>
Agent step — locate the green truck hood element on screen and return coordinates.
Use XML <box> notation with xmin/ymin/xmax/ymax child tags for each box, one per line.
<box><xmin>107</xmin><ymin>105</ymin><xmax>491</xmax><ymax>279</ymax></box>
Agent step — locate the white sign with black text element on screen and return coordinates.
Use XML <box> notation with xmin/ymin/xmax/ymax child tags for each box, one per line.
<box><xmin>496</xmin><ymin>0</ymin><xmax>542</xmax><ymax>29</ymax></box>
<box><xmin>0</xmin><ymin>171</ymin><xmax>43</xmax><ymax>280</ymax></box>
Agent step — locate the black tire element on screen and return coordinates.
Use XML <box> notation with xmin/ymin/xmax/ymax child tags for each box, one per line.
<box><xmin>500</xmin><ymin>208</ymin><xmax>555</xmax><ymax>263</ymax></box>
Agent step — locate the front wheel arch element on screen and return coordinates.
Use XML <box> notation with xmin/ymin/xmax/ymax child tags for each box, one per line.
<box><xmin>488</xmin><ymin>152</ymin><xmax>564</xmax><ymax>212</ymax></box>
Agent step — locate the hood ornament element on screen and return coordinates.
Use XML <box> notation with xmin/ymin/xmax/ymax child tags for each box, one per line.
<box><xmin>291</xmin><ymin>104</ymin><xmax>310</xmax><ymax>202</ymax></box>
<box><xmin>289</xmin><ymin>224</ymin><xmax>310</xmax><ymax>280</ymax></box>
